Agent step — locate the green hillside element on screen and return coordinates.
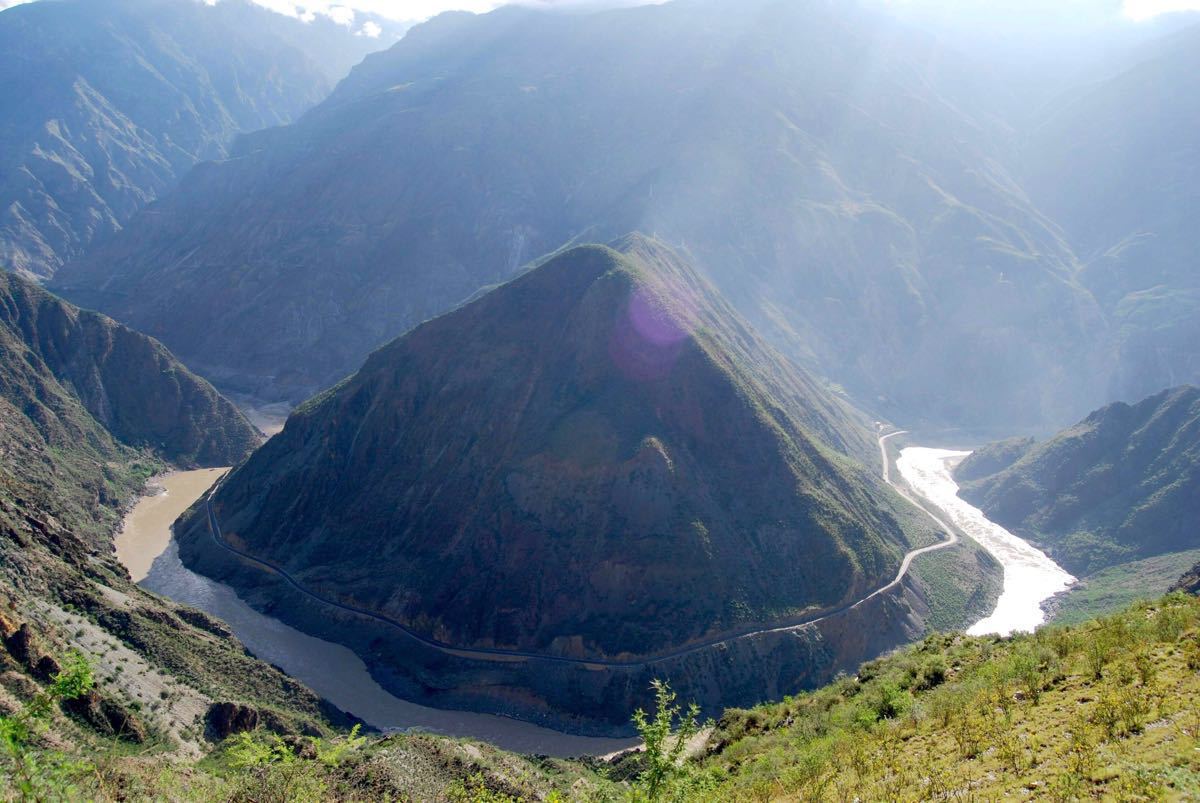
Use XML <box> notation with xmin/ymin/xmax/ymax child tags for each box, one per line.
<box><xmin>687</xmin><ymin>592</ymin><xmax>1200</xmax><ymax>801</ymax></box>
<box><xmin>957</xmin><ymin>386</ymin><xmax>1200</xmax><ymax>621</ymax></box>
<box><xmin>6</xmin><ymin>590</ymin><xmax>1198</xmax><ymax>800</ymax></box>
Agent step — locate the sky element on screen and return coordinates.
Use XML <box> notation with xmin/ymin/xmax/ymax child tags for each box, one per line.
<box><xmin>1</xmin><ymin>0</ymin><xmax>1198</xmax><ymax>24</ymax></box>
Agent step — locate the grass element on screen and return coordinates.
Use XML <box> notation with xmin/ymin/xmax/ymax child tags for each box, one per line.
<box><xmin>909</xmin><ymin>540</ymin><xmax>1002</xmax><ymax>633</ymax></box>
<box><xmin>689</xmin><ymin>593</ymin><xmax>1200</xmax><ymax>801</ymax></box>
<box><xmin>1049</xmin><ymin>549</ymin><xmax>1200</xmax><ymax>625</ymax></box>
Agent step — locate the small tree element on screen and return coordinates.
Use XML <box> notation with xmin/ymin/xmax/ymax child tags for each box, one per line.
<box><xmin>631</xmin><ymin>679</ymin><xmax>701</xmax><ymax>803</ymax></box>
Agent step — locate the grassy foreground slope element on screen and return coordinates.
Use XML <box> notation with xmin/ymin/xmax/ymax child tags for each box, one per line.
<box><xmin>7</xmin><ymin>593</ymin><xmax>1198</xmax><ymax>800</ymax></box>
<box><xmin>693</xmin><ymin>592</ymin><xmax>1200</xmax><ymax>801</ymax></box>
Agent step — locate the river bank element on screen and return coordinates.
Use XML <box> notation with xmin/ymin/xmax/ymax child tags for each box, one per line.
<box><xmin>117</xmin><ymin>469</ymin><xmax>638</xmax><ymax>757</ymax></box>
<box><xmin>895</xmin><ymin>447</ymin><xmax>1075</xmax><ymax>635</ymax></box>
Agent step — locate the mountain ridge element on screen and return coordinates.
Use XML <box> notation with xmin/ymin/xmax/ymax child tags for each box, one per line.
<box><xmin>0</xmin><ymin>0</ymin><xmax>394</xmax><ymax>279</ymax></box>
<box><xmin>956</xmin><ymin>385</ymin><xmax>1200</xmax><ymax>580</ymax></box>
<box><xmin>56</xmin><ymin>0</ymin><xmax>1111</xmax><ymax>430</ymax></box>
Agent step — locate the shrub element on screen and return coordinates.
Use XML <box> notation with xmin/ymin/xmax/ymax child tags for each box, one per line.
<box><xmin>630</xmin><ymin>680</ymin><xmax>702</xmax><ymax>803</ymax></box>
<box><xmin>0</xmin><ymin>652</ymin><xmax>95</xmax><ymax>801</ymax></box>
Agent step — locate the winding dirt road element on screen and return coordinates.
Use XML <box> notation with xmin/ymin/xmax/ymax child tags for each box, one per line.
<box><xmin>200</xmin><ymin>428</ymin><xmax>958</xmax><ymax>668</ymax></box>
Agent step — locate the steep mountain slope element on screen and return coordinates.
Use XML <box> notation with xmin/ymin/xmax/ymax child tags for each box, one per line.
<box><xmin>174</xmin><ymin>236</ymin><xmax>973</xmax><ymax>728</ymax></box>
<box><xmin>1023</xmin><ymin>24</ymin><xmax>1200</xmax><ymax>404</ymax></box>
<box><xmin>0</xmin><ymin>271</ymin><xmax>259</xmax><ymax>471</ymax></box>
<box><xmin>956</xmin><ymin>386</ymin><xmax>1200</xmax><ymax>579</ymax></box>
<box><xmin>57</xmin><ymin>0</ymin><xmax>1109</xmax><ymax>429</ymax></box>
<box><xmin>1174</xmin><ymin>563</ymin><xmax>1200</xmax><ymax>595</ymax></box>
<box><xmin>180</xmin><ymin>237</ymin><xmax>914</xmax><ymax>654</ymax></box>
<box><xmin>0</xmin><ymin>0</ymin><xmax>393</xmax><ymax>279</ymax></box>
<box><xmin>0</xmin><ymin>276</ymin><xmax>360</xmax><ymax>768</ymax></box>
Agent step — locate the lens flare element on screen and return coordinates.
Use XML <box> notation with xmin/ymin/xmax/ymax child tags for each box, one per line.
<box><xmin>609</xmin><ymin>287</ymin><xmax>696</xmax><ymax>381</ymax></box>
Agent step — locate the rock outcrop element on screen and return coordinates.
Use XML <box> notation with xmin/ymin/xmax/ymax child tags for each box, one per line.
<box><xmin>205</xmin><ymin>702</ymin><xmax>260</xmax><ymax>740</ymax></box>
<box><xmin>1172</xmin><ymin>563</ymin><xmax>1200</xmax><ymax>596</ymax></box>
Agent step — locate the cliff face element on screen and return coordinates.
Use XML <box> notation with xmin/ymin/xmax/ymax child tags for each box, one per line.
<box><xmin>0</xmin><ymin>272</ymin><xmax>259</xmax><ymax>471</ymax></box>
<box><xmin>957</xmin><ymin>386</ymin><xmax>1200</xmax><ymax>577</ymax></box>
<box><xmin>175</xmin><ymin>236</ymin><xmax>950</xmax><ymax>728</ymax></box>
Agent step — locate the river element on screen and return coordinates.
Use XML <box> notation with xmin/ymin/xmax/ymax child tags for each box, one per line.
<box><xmin>895</xmin><ymin>447</ymin><xmax>1075</xmax><ymax>636</ymax></box>
<box><xmin>118</xmin><ymin>470</ymin><xmax>638</xmax><ymax>757</ymax></box>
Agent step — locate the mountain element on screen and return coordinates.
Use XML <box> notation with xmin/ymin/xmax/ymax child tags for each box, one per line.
<box><xmin>174</xmin><ymin>236</ymin><xmax>978</xmax><ymax>728</ymax></box>
<box><xmin>1022</xmin><ymin>24</ymin><xmax>1200</xmax><ymax>404</ymax></box>
<box><xmin>0</xmin><ymin>271</ymin><xmax>367</xmax><ymax>770</ymax></box>
<box><xmin>55</xmin><ymin>0</ymin><xmax>1110</xmax><ymax>430</ymax></box>
<box><xmin>0</xmin><ymin>271</ymin><xmax>259</xmax><ymax>477</ymax></box>
<box><xmin>956</xmin><ymin>386</ymin><xmax>1200</xmax><ymax>582</ymax></box>
<box><xmin>0</xmin><ymin>0</ymin><xmax>396</xmax><ymax>279</ymax></box>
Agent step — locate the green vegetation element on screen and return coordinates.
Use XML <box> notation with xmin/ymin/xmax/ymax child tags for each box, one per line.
<box><xmin>689</xmin><ymin>593</ymin><xmax>1200</xmax><ymax>800</ymax></box>
<box><xmin>1</xmin><ymin>653</ymin><xmax>94</xmax><ymax>802</ymax></box>
<box><xmin>1048</xmin><ymin>548</ymin><xmax>1200</xmax><ymax>625</ymax></box>
<box><xmin>7</xmin><ymin>595</ymin><xmax>1199</xmax><ymax>801</ymax></box>
<box><xmin>179</xmin><ymin>238</ymin><xmax>953</xmax><ymax>729</ymax></box>
<box><xmin>0</xmin><ymin>526</ymin><xmax>1184</xmax><ymax>801</ymax></box>
<box><xmin>908</xmin><ymin>539</ymin><xmax>1003</xmax><ymax>633</ymax></box>
<box><xmin>628</xmin><ymin>680</ymin><xmax>706</xmax><ymax>803</ymax></box>
<box><xmin>958</xmin><ymin>386</ymin><xmax>1200</xmax><ymax>580</ymax></box>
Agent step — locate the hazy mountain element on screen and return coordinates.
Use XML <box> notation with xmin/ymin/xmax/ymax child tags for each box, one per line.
<box><xmin>1022</xmin><ymin>24</ymin><xmax>1200</xmax><ymax>404</ymax></box>
<box><xmin>957</xmin><ymin>386</ymin><xmax>1200</xmax><ymax>577</ymax></box>
<box><xmin>57</xmin><ymin>0</ymin><xmax>1110</xmax><ymax>430</ymax></box>
<box><xmin>0</xmin><ymin>0</ymin><xmax>395</xmax><ymax>279</ymax></box>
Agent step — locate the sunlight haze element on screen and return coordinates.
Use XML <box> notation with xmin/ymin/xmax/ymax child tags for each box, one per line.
<box><xmin>5</xmin><ymin>0</ymin><xmax>1199</xmax><ymax>23</ymax></box>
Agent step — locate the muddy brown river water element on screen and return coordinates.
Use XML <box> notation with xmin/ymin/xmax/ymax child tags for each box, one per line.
<box><xmin>117</xmin><ymin>469</ymin><xmax>638</xmax><ymax>757</ymax></box>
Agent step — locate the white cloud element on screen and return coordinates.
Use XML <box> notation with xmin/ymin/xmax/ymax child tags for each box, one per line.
<box><xmin>358</xmin><ymin>19</ymin><xmax>383</xmax><ymax>36</ymax></box>
<box><xmin>227</xmin><ymin>1</ymin><xmax>500</xmax><ymax>23</ymax></box>
<box><xmin>1123</xmin><ymin>0</ymin><xmax>1200</xmax><ymax>19</ymax></box>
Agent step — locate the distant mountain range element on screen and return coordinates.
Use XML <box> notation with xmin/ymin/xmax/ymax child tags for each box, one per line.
<box><xmin>957</xmin><ymin>385</ymin><xmax>1200</xmax><ymax>578</ymax></box>
<box><xmin>1022</xmin><ymin>24</ymin><xmax>1200</xmax><ymax>407</ymax></box>
<box><xmin>175</xmin><ymin>236</ymin><xmax>972</xmax><ymax>727</ymax></box>
<box><xmin>0</xmin><ymin>0</ymin><xmax>398</xmax><ymax>279</ymax></box>
<box><xmin>56</xmin><ymin>0</ymin><xmax>1126</xmax><ymax>432</ymax></box>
